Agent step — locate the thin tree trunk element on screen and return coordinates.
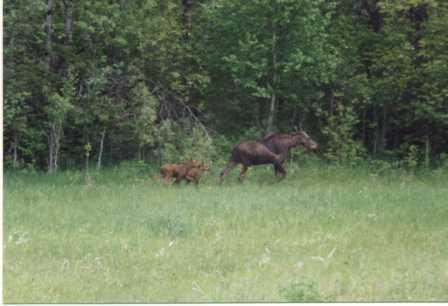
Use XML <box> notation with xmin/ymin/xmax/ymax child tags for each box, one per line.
<box><xmin>373</xmin><ymin>107</ymin><xmax>378</xmax><ymax>155</ymax></box>
<box><xmin>45</xmin><ymin>0</ymin><xmax>53</xmax><ymax>68</ymax></box>
<box><xmin>362</xmin><ymin>109</ymin><xmax>367</xmax><ymax>146</ymax></box>
<box><xmin>425</xmin><ymin>129</ymin><xmax>431</xmax><ymax>168</ymax></box>
<box><xmin>48</xmin><ymin>128</ymin><xmax>54</xmax><ymax>173</ymax></box>
<box><xmin>181</xmin><ymin>0</ymin><xmax>194</xmax><ymax>42</ymax></box>
<box><xmin>379</xmin><ymin>106</ymin><xmax>387</xmax><ymax>152</ymax></box>
<box><xmin>45</xmin><ymin>0</ymin><xmax>54</xmax><ymax>172</ymax></box>
<box><xmin>255</xmin><ymin>101</ymin><xmax>261</xmax><ymax>128</ymax></box>
<box><xmin>137</xmin><ymin>144</ymin><xmax>142</xmax><ymax>161</ymax></box>
<box><xmin>63</xmin><ymin>0</ymin><xmax>73</xmax><ymax>45</ymax></box>
<box><xmin>12</xmin><ymin>131</ymin><xmax>18</xmax><ymax>169</ymax></box>
<box><xmin>157</xmin><ymin>129</ymin><xmax>162</xmax><ymax>167</ymax></box>
<box><xmin>55</xmin><ymin>123</ymin><xmax>62</xmax><ymax>171</ymax></box>
<box><xmin>267</xmin><ymin>88</ymin><xmax>276</xmax><ymax>133</ymax></box>
<box><xmin>97</xmin><ymin>128</ymin><xmax>106</xmax><ymax>170</ymax></box>
<box><xmin>267</xmin><ymin>23</ymin><xmax>277</xmax><ymax>133</ymax></box>
<box><xmin>85</xmin><ymin>153</ymin><xmax>90</xmax><ymax>173</ymax></box>
<box><xmin>48</xmin><ymin>123</ymin><xmax>62</xmax><ymax>172</ymax></box>
<box><xmin>291</xmin><ymin>106</ymin><xmax>298</xmax><ymax>128</ymax></box>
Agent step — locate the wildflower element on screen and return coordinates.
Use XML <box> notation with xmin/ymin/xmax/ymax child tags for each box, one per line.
<box><xmin>15</xmin><ymin>232</ymin><xmax>30</xmax><ymax>245</ymax></box>
<box><xmin>156</xmin><ymin>247</ymin><xmax>166</xmax><ymax>258</ymax></box>
<box><xmin>259</xmin><ymin>253</ymin><xmax>271</xmax><ymax>266</ymax></box>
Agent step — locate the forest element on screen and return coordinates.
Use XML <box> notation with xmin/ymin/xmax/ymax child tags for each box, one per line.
<box><xmin>4</xmin><ymin>0</ymin><xmax>448</xmax><ymax>171</ymax></box>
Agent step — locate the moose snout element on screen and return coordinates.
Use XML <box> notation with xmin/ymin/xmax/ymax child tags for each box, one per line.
<box><xmin>308</xmin><ymin>141</ymin><xmax>319</xmax><ymax>152</ymax></box>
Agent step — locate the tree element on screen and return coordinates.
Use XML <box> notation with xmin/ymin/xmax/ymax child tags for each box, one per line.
<box><xmin>199</xmin><ymin>0</ymin><xmax>337</xmax><ymax>133</ymax></box>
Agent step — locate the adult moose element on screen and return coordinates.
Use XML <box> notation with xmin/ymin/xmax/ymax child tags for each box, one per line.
<box><xmin>219</xmin><ymin>129</ymin><xmax>319</xmax><ymax>183</ymax></box>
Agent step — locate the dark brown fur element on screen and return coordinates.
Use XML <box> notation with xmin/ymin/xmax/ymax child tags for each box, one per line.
<box><xmin>219</xmin><ymin>129</ymin><xmax>318</xmax><ymax>183</ymax></box>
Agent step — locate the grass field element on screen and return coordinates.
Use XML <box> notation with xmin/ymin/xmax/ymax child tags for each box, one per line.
<box><xmin>4</xmin><ymin>163</ymin><xmax>448</xmax><ymax>302</ymax></box>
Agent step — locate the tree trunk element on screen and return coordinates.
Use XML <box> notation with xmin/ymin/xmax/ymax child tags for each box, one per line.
<box><xmin>54</xmin><ymin>124</ymin><xmax>61</xmax><ymax>171</ymax></box>
<box><xmin>267</xmin><ymin>22</ymin><xmax>277</xmax><ymax>133</ymax></box>
<box><xmin>361</xmin><ymin>109</ymin><xmax>367</xmax><ymax>146</ymax></box>
<box><xmin>45</xmin><ymin>0</ymin><xmax>54</xmax><ymax>172</ymax></box>
<box><xmin>48</xmin><ymin>127</ymin><xmax>54</xmax><ymax>173</ymax></box>
<box><xmin>425</xmin><ymin>129</ymin><xmax>431</xmax><ymax>168</ymax></box>
<box><xmin>85</xmin><ymin>154</ymin><xmax>90</xmax><ymax>173</ymax></box>
<box><xmin>63</xmin><ymin>0</ymin><xmax>73</xmax><ymax>46</ymax></box>
<box><xmin>362</xmin><ymin>0</ymin><xmax>383</xmax><ymax>33</ymax></box>
<box><xmin>97</xmin><ymin>128</ymin><xmax>106</xmax><ymax>170</ymax></box>
<box><xmin>181</xmin><ymin>0</ymin><xmax>194</xmax><ymax>42</ymax></box>
<box><xmin>12</xmin><ymin>131</ymin><xmax>19</xmax><ymax>169</ymax></box>
<box><xmin>45</xmin><ymin>0</ymin><xmax>53</xmax><ymax>68</ymax></box>
<box><xmin>48</xmin><ymin>122</ymin><xmax>62</xmax><ymax>173</ymax></box>
<box><xmin>267</xmin><ymin>89</ymin><xmax>276</xmax><ymax>133</ymax></box>
<box><xmin>137</xmin><ymin>143</ymin><xmax>142</xmax><ymax>161</ymax></box>
<box><xmin>157</xmin><ymin>129</ymin><xmax>162</xmax><ymax>167</ymax></box>
<box><xmin>373</xmin><ymin>107</ymin><xmax>378</xmax><ymax>155</ymax></box>
<box><xmin>379</xmin><ymin>106</ymin><xmax>387</xmax><ymax>152</ymax></box>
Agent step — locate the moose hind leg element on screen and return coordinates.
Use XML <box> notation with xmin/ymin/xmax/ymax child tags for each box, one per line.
<box><xmin>219</xmin><ymin>160</ymin><xmax>237</xmax><ymax>183</ymax></box>
<box><xmin>239</xmin><ymin>165</ymin><xmax>249</xmax><ymax>183</ymax></box>
<box><xmin>272</xmin><ymin>164</ymin><xmax>281</xmax><ymax>177</ymax></box>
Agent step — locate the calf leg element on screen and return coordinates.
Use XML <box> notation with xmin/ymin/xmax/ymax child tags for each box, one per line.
<box><xmin>193</xmin><ymin>177</ymin><xmax>200</xmax><ymax>187</ymax></box>
<box><xmin>186</xmin><ymin>175</ymin><xmax>199</xmax><ymax>186</ymax></box>
<box><xmin>163</xmin><ymin>175</ymin><xmax>173</xmax><ymax>185</ymax></box>
<box><xmin>173</xmin><ymin>176</ymin><xmax>184</xmax><ymax>185</ymax></box>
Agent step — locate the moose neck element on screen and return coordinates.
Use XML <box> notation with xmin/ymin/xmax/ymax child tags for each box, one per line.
<box><xmin>261</xmin><ymin>133</ymin><xmax>303</xmax><ymax>154</ymax></box>
<box><xmin>284</xmin><ymin>134</ymin><xmax>302</xmax><ymax>149</ymax></box>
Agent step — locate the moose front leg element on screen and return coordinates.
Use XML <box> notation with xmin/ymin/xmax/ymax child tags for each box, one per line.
<box><xmin>273</xmin><ymin>161</ymin><xmax>286</xmax><ymax>179</ymax></box>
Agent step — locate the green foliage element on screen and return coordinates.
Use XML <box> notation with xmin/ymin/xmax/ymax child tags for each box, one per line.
<box><xmin>155</xmin><ymin>120</ymin><xmax>215</xmax><ymax>164</ymax></box>
<box><xmin>404</xmin><ymin>144</ymin><xmax>420</xmax><ymax>170</ymax></box>
<box><xmin>131</xmin><ymin>82</ymin><xmax>158</xmax><ymax>153</ymax></box>
<box><xmin>321</xmin><ymin>103</ymin><xmax>365</xmax><ymax>164</ymax></box>
<box><xmin>84</xmin><ymin>143</ymin><xmax>92</xmax><ymax>157</ymax></box>
<box><xmin>200</xmin><ymin>0</ymin><xmax>336</xmax><ymax>131</ymax></box>
<box><xmin>280</xmin><ymin>280</ymin><xmax>325</xmax><ymax>302</ymax></box>
<box><xmin>45</xmin><ymin>68</ymin><xmax>76</xmax><ymax>124</ymax></box>
<box><xmin>3</xmin><ymin>0</ymin><xmax>448</xmax><ymax>169</ymax></box>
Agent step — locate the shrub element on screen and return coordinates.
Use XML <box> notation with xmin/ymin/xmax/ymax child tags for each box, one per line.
<box><xmin>321</xmin><ymin>103</ymin><xmax>365</xmax><ymax>165</ymax></box>
<box><xmin>153</xmin><ymin>119</ymin><xmax>216</xmax><ymax>165</ymax></box>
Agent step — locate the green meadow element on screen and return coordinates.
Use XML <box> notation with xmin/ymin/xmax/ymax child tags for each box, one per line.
<box><xmin>4</xmin><ymin>164</ymin><xmax>448</xmax><ymax>302</ymax></box>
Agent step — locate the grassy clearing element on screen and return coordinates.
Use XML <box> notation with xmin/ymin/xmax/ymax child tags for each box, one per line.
<box><xmin>4</xmin><ymin>164</ymin><xmax>448</xmax><ymax>302</ymax></box>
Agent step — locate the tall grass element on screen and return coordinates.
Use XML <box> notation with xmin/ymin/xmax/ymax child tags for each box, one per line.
<box><xmin>4</xmin><ymin>162</ymin><xmax>448</xmax><ymax>302</ymax></box>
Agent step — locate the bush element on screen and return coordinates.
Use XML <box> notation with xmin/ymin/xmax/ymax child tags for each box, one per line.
<box><xmin>153</xmin><ymin>119</ymin><xmax>216</xmax><ymax>165</ymax></box>
<box><xmin>115</xmin><ymin>160</ymin><xmax>152</xmax><ymax>177</ymax></box>
<box><xmin>321</xmin><ymin>104</ymin><xmax>365</xmax><ymax>165</ymax></box>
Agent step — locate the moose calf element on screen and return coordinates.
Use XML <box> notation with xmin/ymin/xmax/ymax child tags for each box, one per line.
<box><xmin>160</xmin><ymin>159</ymin><xmax>209</xmax><ymax>185</ymax></box>
<box><xmin>184</xmin><ymin>163</ymin><xmax>209</xmax><ymax>185</ymax></box>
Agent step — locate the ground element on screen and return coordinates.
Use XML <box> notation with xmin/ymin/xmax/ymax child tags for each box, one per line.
<box><xmin>4</xmin><ymin>163</ymin><xmax>448</xmax><ymax>302</ymax></box>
